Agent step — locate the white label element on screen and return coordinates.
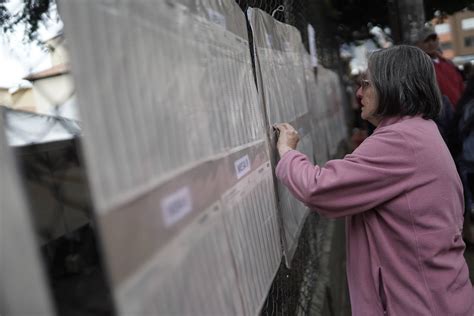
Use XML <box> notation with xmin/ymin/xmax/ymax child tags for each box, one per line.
<box><xmin>207</xmin><ymin>9</ymin><xmax>226</xmax><ymax>28</ymax></box>
<box><xmin>462</xmin><ymin>18</ymin><xmax>474</xmax><ymax>30</ymax></box>
<box><xmin>307</xmin><ymin>24</ymin><xmax>318</xmax><ymax>67</ymax></box>
<box><xmin>435</xmin><ymin>23</ymin><xmax>451</xmax><ymax>34</ymax></box>
<box><xmin>234</xmin><ymin>155</ymin><xmax>251</xmax><ymax>179</ymax></box>
<box><xmin>161</xmin><ymin>187</ymin><xmax>193</xmax><ymax>227</ymax></box>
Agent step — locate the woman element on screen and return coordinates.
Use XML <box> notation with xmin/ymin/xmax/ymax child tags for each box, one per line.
<box><xmin>275</xmin><ymin>45</ymin><xmax>473</xmax><ymax>315</ymax></box>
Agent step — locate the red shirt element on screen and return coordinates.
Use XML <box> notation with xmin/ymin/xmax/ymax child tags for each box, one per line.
<box><xmin>433</xmin><ymin>57</ymin><xmax>464</xmax><ymax>108</ymax></box>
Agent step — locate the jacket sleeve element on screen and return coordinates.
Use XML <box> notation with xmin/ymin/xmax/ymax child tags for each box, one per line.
<box><xmin>275</xmin><ymin>129</ymin><xmax>416</xmax><ymax>218</ymax></box>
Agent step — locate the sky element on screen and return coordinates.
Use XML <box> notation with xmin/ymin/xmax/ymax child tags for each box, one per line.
<box><xmin>0</xmin><ymin>0</ymin><xmax>63</xmax><ymax>88</ymax></box>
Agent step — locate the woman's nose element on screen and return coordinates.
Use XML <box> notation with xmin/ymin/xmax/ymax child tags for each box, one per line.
<box><xmin>356</xmin><ymin>86</ymin><xmax>363</xmax><ymax>99</ymax></box>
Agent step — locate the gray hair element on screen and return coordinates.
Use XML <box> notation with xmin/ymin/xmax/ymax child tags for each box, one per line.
<box><xmin>368</xmin><ymin>45</ymin><xmax>442</xmax><ymax>119</ymax></box>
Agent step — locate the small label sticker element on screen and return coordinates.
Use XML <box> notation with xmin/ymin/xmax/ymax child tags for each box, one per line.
<box><xmin>161</xmin><ymin>187</ymin><xmax>193</xmax><ymax>227</ymax></box>
<box><xmin>234</xmin><ymin>155</ymin><xmax>251</xmax><ymax>179</ymax></box>
<box><xmin>207</xmin><ymin>9</ymin><xmax>226</xmax><ymax>28</ymax></box>
<box><xmin>307</xmin><ymin>24</ymin><xmax>318</xmax><ymax>67</ymax></box>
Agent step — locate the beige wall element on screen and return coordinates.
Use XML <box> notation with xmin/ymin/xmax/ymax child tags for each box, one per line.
<box><xmin>5</xmin><ymin>74</ymin><xmax>75</xmax><ymax>115</ymax></box>
<box><xmin>433</xmin><ymin>11</ymin><xmax>474</xmax><ymax>59</ymax></box>
<box><xmin>31</xmin><ymin>74</ymin><xmax>75</xmax><ymax>114</ymax></box>
<box><xmin>3</xmin><ymin>36</ymin><xmax>73</xmax><ymax>115</ymax></box>
<box><xmin>11</xmin><ymin>88</ymin><xmax>36</xmax><ymax>112</ymax></box>
<box><xmin>0</xmin><ymin>88</ymin><xmax>12</xmax><ymax>107</ymax></box>
<box><xmin>452</xmin><ymin>11</ymin><xmax>474</xmax><ymax>57</ymax></box>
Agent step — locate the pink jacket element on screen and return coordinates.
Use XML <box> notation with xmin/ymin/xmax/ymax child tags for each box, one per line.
<box><xmin>276</xmin><ymin>116</ymin><xmax>474</xmax><ymax>315</ymax></box>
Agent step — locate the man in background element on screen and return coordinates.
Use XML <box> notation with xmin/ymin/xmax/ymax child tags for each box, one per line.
<box><xmin>416</xmin><ymin>26</ymin><xmax>474</xmax><ymax>245</ymax></box>
<box><xmin>416</xmin><ymin>26</ymin><xmax>464</xmax><ymax>108</ymax></box>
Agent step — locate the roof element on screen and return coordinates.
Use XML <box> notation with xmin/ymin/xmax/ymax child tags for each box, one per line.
<box><xmin>8</xmin><ymin>80</ymin><xmax>33</xmax><ymax>94</ymax></box>
<box><xmin>23</xmin><ymin>63</ymin><xmax>70</xmax><ymax>81</ymax></box>
<box><xmin>44</xmin><ymin>31</ymin><xmax>64</xmax><ymax>43</ymax></box>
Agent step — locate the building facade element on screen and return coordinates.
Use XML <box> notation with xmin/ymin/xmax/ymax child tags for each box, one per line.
<box><xmin>434</xmin><ymin>10</ymin><xmax>474</xmax><ymax>64</ymax></box>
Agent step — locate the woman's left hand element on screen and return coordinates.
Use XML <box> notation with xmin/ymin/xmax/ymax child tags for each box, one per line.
<box><xmin>274</xmin><ymin>123</ymin><xmax>299</xmax><ymax>157</ymax></box>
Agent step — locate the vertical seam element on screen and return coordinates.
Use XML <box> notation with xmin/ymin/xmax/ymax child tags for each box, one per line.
<box><xmin>404</xmin><ymin>191</ymin><xmax>436</xmax><ymax>315</ymax></box>
<box><xmin>399</xmin><ymin>128</ymin><xmax>437</xmax><ymax>315</ymax></box>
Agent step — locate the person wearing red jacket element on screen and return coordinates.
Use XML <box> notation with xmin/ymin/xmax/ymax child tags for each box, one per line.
<box><xmin>416</xmin><ymin>26</ymin><xmax>464</xmax><ymax>108</ymax></box>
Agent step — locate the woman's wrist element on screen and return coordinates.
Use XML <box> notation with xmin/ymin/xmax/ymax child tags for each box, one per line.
<box><xmin>278</xmin><ymin>145</ymin><xmax>293</xmax><ymax>157</ymax></box>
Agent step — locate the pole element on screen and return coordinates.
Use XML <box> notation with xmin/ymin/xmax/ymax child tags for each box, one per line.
<box><xmin>397</xmin><ymin>0</ymin><xmax>426</xmax><ymax>43</ymax></box>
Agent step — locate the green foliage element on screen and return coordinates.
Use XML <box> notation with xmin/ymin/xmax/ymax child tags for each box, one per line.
<box><xmin>0</xmin><ymin>0</ymin><xmax>53</xmax><ymax>42</ymax></box>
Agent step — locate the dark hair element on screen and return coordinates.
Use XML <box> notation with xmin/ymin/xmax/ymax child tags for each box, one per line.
<box><xmin>368</xmin><ymin>45</ymin><xmax>442</xmax><ymax>120</ymax></box>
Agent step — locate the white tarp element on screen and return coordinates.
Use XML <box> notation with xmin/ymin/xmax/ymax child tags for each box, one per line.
<box><xmin>248</xmin><ymin>7</ymin><xmax>314</xmax><ymax>264</ymax></box>
<box><xmin>61</xmin><ymin>0</ymin><xmax>281</xmax><ymax>315</ymax></box>
<box><xmin>0</xmin><ymin>115</ymin><xmax>54</xmax><ymax>315</ymax></box>
<box><xmin>2</xmin><ymin>106</ymin><xmax>80</xmax><ymax>147</ymax></box>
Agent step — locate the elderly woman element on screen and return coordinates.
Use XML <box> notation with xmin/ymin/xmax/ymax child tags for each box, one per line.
<box><xmin>275</xmin><ymin>45</ymin><xmax>473</xmax><ymax>315</ymax></box>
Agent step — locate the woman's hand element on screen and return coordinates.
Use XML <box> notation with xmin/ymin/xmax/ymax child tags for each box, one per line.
<box><xmin>274</xmin><ymin>123</ymin><xmax>300</xmax><ymax>157</ymax></box>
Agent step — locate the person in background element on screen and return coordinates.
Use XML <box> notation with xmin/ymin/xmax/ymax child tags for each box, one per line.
<box><xmin>434</xmin><ymin>95</ymin><xmax>454</xmax><ymax>146</ymax></box>
<box><xmin>415</xmin><ymin>26</ymin><xmax>464</xmax><ymax>109</ymax></box>
<box><xmin>463</xmin><ymin>62</ymin><xmax>474</xmax><ymax>82</ymax></box>
<box><xmin>454</xmin><ymin>76</ymin><xmax>474</xmax><ymax>245</ymax></box>
<box><xmin>415</xmin><ymin>27</ymin><xmax>474</xmax><ymax>246</ymax></box>
<box><xmin>274</xmin><ymin>45</ymin><xmax>473</xmax><ymax>315</ymax></box>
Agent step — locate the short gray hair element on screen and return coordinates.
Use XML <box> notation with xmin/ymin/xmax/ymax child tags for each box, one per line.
<box><xmin>368</xmin><ymin>45</ymin><xmax>442</xmax><ymax>120</ymax></box>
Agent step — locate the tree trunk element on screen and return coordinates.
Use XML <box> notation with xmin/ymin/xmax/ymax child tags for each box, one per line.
<box><xmin>397</xmin><ymin>0</ymin><xmax>426</xmax><ymax>44</ymax></box>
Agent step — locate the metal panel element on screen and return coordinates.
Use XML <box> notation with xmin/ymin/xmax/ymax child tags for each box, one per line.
<box><xmin>0</xmin><ymin>115</ymin><xmax>54</xmax><ymax>315</ymax></box>
<box><xmin>248</xmin><ymin>8</ymin><xmax>314</xmax><ymax>265</ymax></box>
<box><xmin>61</xmin><ymin>0</ymin><xmax>281</xmax><ymax>314</ymax></box>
